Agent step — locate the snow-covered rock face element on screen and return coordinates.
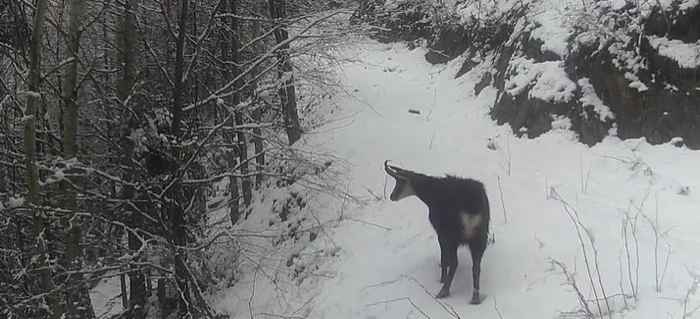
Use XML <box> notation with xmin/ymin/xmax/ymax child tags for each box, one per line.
<box><xmin>352</xmin><ymin>0</ymin><xmax>700</xmax><ymax>150</ymax></box>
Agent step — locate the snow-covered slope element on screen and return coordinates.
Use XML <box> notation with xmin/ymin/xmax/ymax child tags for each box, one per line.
<box><xmin>211</xmin><ymin>39</ymin><xmax>700</xmax><ymax>319</ymax></box>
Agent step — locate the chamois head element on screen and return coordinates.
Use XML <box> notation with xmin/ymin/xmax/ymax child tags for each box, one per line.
<box><xmin>384</xmin><ymin>160</ymin><xmax>417</xmax><ymax>201</ymax></box>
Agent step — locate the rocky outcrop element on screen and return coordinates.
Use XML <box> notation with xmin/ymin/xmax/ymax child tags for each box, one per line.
<box><xmin>351</xmin><ymin>0</ymin><xmax>700</xmax><ymax>149</ymax></box>
<box><xmin>567</xmin><ymin>2</ymin><xmax>700</xmax><ymax>147</ymax></box>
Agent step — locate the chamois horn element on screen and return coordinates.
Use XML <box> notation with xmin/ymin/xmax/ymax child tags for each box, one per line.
<box><xmin>384</xmin><ymin>159</ymin><xmax>401</xmax><ymax>178</ymax></box>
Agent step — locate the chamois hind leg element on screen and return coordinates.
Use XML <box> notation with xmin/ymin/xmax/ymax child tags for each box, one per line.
<box><xmin>469</xmin><ymin>238</ymin><xmax>487</xmax><ymax>304</ymax></box>
<box><xmin>436</xmin><ymin>243</ymin><xmax>458</xmax><ymax>299</ymax></box>
<box><xmin>438</xmin><ymin>237</ymin><xmax>448</xmax><ymax>283</ymax></box>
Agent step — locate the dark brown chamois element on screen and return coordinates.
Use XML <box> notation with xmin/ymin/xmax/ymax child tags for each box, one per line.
<box><xmin>384</xmin><ymin>160</ymin><xmax>490</xmax><ymax>304</ymax></box>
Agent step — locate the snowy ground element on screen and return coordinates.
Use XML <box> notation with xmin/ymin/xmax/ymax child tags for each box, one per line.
<box><xmin>205</xmin><ymin>38</ymin><xmax>700</xmax><ymax>319</ymax></box>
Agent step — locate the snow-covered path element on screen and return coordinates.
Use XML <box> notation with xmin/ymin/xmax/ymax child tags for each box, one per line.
<box><xmin>214</xmin><ymin>39</ymin><xmax>700</xmax><ymax>319</ymax></box>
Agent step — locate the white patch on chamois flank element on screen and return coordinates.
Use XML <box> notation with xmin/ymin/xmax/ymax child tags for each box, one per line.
<box><xmin>459</xmin><ymin>211</ymin><xmax>483</xmax><ymax>240</ymax></box>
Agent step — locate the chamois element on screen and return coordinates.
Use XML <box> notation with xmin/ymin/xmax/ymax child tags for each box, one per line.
<box><xmin>384</xmin><ymin>160</ymin><xmax>490</xmax><ymax>305</ymax></box>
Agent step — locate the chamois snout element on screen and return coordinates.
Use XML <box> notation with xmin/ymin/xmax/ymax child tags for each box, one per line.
<box><xmin>388</xmin><ymin>179</ymin><xmax>407</xmax><ymax>201</ymax></box>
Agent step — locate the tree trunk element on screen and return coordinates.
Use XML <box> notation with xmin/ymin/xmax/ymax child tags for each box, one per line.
<box><xmin>120</xmin><ymin>274</ymin><xmax>128</xmax><ymax>308</ymax></box>
<box><xmin>268</xmin><ymin>0</ymin><xmax>302</xmax><ymax>145</ymax></box>
<box><xmin>250</xmin><ymin>8</ymin><xmax>265</xmax><ymax>188</ymax></box>
<box><xmin>171</xmin><ymin>0</ymin><xmax>191</xmax><ymax>315</ymax></box>
<box><xmin>60</xmin><ymin>0</ymin><xmax>96</xmax><ymax>316</ymax></box>
<box><xmin>116</xmin><ymin>0</ymin><xmax>147</xmax><ymax>316</ymax></box>
<box><xmin>220</xmin><ymin>0</ymin><xmax>240</xmax><ymax>225</ymax></box>
<box><xmin>228</xmin><ymin>148</ymin><xmax>240</xmax><ymax>226</ymax></box>
<box><xmin>229</xmin><ymin>0</ymin><xmax>252</xmax><ymax>206</ymax></box>
<box><xmin>23</xmin><ymin>0</ymin><xmax>62</xmax><ymax>317</ymax></box>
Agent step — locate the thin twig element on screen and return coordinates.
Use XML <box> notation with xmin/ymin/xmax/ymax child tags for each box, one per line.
<box><xmin>497</xmin><ymin>175</ymin><xmax>507</xmax><ymax>223</ymax></box>
<box><xmin>494</xmin><ymin>296</ymin><xmax>505</xmax><ymax>319</ymax></box>
<box><xmin>365</xmin><ymin>297</ymin><xmax>431</xmax><ymax>319</ymax></box>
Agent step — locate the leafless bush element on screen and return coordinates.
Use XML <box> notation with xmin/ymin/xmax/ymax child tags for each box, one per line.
<box><xmin>579</xmin><ymin>153</ymin><xmax>591</xmax><ymax>194</ymax></box>
<box><xmin>550</xmin><ymin>188</ymin><xmax>614</xmax><ymax>319</ymax></box>
<box><xmin>497</xmin><ymin>175</ymin><xmax>507</xmax><ymax>223</ymax></box>
<box><xmin>641</xmin><ymin>193</ymin><xmax>673</xmax><ymax>293</ymax></box>
<box><xmin>618</xmin><ymin>195</ymin><xmax>645</xmax><ymax>300</ymax></box>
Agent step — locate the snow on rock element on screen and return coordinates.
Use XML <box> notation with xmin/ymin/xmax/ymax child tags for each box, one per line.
<box><xmin>505</xmin><ymin>57</ymin><xmax>577</xmax><ymax>103</ymax></box>
<box><xmin>529</xmin><ymin>62</ymin><xmax>577</xmax><ymax>103</ymax></box>
<box><xmin>528</xmin><ymin>6</ymin><xmax>573</xmax><ymax>58</ymax></box>
<box><xmin>647</xmin><ymin>35</ymin><xmax>700</xmax><ymax>69</ymax></box>
<box><xmin>680</xmin><ymin>0</ymin><xmax>700</xmax><ymax>10</ymax></box>
<box><xmin>551</xmin><ymin>114</ymin><xmax>572</xmax><ymax>131</ymax></box>
<box><xmin>578</xmin><ymin>77</ymin><xmax>615</xmax><ymax>121</ymax></box>
<box><xmin>670</xmin><ymin>136</ymin><xmax>685</xmax><ymax>147</ymax></box>
<box><xmin>627</xmin><ymin>75</ymin><xmax>650</xmax><ymax>92</ymax></box>
<box><xmin>607</xmin><ymin>41</ymin><xmax>650</xmax><ymax>92</ymax></box>
<box><xmin>609</xmin><ymin>123</ymin><xmax>619</xmax><ymax>136</ymax></box>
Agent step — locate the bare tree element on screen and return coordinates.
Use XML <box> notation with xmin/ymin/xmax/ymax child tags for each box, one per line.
<box><xmin>114</xmin><ymin>0</ymin><xmax>148</xmax><ymax>317</ymax></box>
<box><xmin>171</xmin><ymin>0</ymin><xmax>192</xmax><ymax>315</ymax></box>
<box><xmin>58</xmin><ymin>0</ymin><xmax>97</xmax><ymax>317</ymax></box>
<box><xmin>220</xmin><ymin>0</ymin><xmax>242</xmax><ymax>225</ymax></box>
<box><xmin>250</xmin><ymin>2</ymin><xmax>266</xmax><ymax>188</ymax></box>
<box><xmin>231</xmin><ymin>0</ymin><xmax>252</xmax><ymax>207</ymax></box>
<box><xmin>269</xmin><ymin>0</ymin><xmax>302</xmax><ymax>145</ymax></box>
<box><xmin>23</xmin><ymin>0</ymin><xmax>62</xmax><ymax>316</ymax></box>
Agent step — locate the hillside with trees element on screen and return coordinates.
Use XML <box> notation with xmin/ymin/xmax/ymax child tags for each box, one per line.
<box><xmin>0</xmin><ymin>0</ymin><xmax>358</xmax><ymax>317</ymax></box>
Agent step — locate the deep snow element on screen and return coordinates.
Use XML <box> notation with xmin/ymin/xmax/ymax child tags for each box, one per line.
<box><xmin>202</xmin><ymin>38</ymin><xmax>700</xmax><ymax>319</ymax></box>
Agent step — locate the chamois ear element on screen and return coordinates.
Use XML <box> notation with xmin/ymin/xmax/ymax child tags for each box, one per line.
<box><xmin>384</xmin><ymin>159</ymin><xmax>406</xmax><ymax>180</ymax></box>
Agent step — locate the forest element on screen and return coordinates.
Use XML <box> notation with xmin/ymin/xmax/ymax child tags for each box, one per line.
<box><xmin>0</xmin><ymin>0</ymin><xmax>358</xmax><ymax>317</ymax></box>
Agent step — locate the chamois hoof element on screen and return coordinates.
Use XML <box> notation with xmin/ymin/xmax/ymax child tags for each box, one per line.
<box><xmin>469</xmin><ymin>292</ymin><xmax>482</xmax><ymax>305</ymax></box>
<box><xmin>435</xmin><ymin>288</ymin><xmax>450</xmax><ymax>299</ymax></box>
